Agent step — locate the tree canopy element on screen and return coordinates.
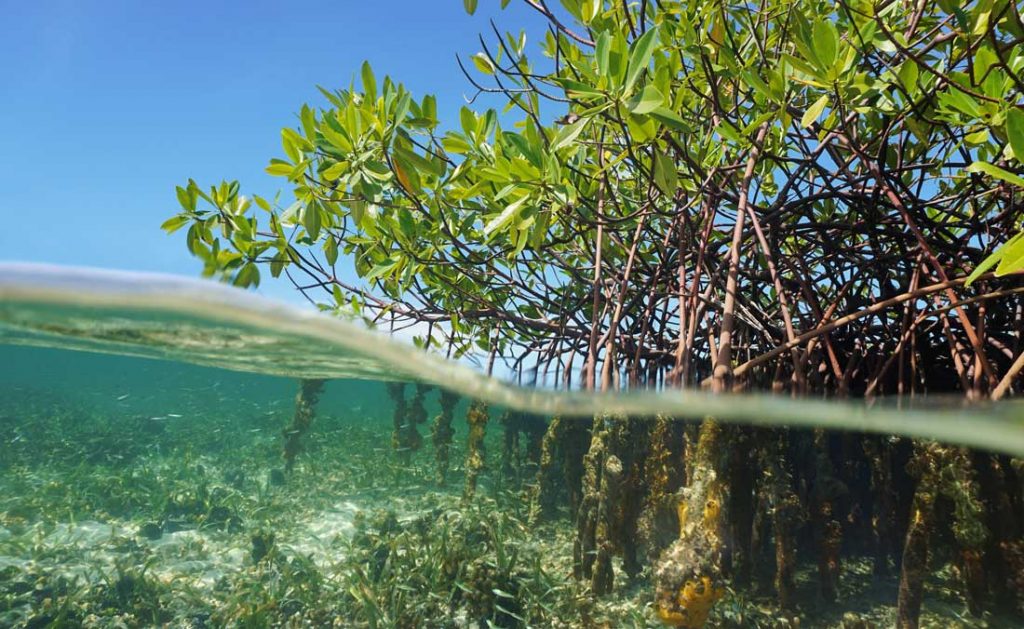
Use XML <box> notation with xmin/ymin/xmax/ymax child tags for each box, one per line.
<box><xmin>165</xmin><ymin>0</ymin><xmax>1024</xmax><ymax>396</ymax></box>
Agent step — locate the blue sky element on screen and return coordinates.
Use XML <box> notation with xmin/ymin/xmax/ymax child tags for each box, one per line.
<box><xmin>0</xmin><ymin>0</ymin><xmax>536</xmax><ymax>303</ymax></box>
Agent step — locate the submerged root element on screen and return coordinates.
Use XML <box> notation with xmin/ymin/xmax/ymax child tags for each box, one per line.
<box><xmin>462</xmin><ymin>400</ymin><xmax>489</xmax><ymax>502</ymax></box>
<box><xmin>282</xmin><ymin>378</ymin><xmax>325</xmax><ymax>473</ymax></box>
<box><xmin>636</xmin><ymin>415</ymin><xmax>687</xmax><ymax>564</ymax></box>
<box><xmin>431</xmin><ymin>390</ymin><xmax>458</xmax><ymax>485</ymax></box>
<box><xmin>387</xmin><ymin>381</ymin><xmax>427</xmax><ymax>464</ymax></box>
<box><xmin>897</xmin><ymin>443</ymin><xmax>941</xmax><ymax>629</ymax></box>
<box><xmin>532</xmin><ymin>415</ymin><xmax>565</xmax><ymax>522</ymax></box>
<box><xmin>654</xmin><ymin>419</ymin><xmax>729</xmax><ymax>627</ymax></box>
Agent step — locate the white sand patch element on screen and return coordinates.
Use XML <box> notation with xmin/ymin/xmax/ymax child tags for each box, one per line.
<box><xmin>283</xmin><ymin>500</ymin><xmax>360</xmax><ymax>568</ymax></box>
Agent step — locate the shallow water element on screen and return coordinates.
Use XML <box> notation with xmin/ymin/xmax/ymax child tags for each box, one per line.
<box><xmin>4</xmin><ymin>263</ymin><xmax>1024</xmax><ymax>455</ymax></box>
<box><xmin>2</xmin><ymin>264</ymin><xmax>1024</xmax><ymax>627</ymax></box>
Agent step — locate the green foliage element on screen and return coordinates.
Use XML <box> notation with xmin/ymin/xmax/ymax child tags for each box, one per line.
<box><xmin>165</xmin><ymin>0</ymin><xmax>1024</xmax><ymax>375</ymax></box>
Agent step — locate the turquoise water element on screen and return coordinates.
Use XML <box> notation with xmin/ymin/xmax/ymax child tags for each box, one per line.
<box><xmin>2</xmin><ymin>264</ymin><xmax>1024</xmax><ymax>627</ymax></box>
<box><xmin>3</xmin><ymin>263</ymin><xmax>1023</xmax><ymax>455</ymax></box>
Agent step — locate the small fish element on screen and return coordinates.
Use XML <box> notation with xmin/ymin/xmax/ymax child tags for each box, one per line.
<box><xmin>149</xmin><ymin>416</ymin><xmax>167</xmax><ymax>421</ymax></box>
<box><xmin>116</xmin><ymin>394</ymin><xmax>131</xmax><ymax>401</ymax></box>
<box><xmin>167</xmin><ymin>413</ymin><xmax>182</xmax><ymax>418</ymax></box>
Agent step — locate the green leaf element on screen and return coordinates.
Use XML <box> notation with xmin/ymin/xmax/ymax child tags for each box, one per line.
<box><xmin>580</xmin><ymin>0</ymin><xmax>599</xmax><ymax>23</ymax></box>
<box><xmin>648</xmin><ymin>106</ymin><xmax>689</xmax><ymax>132</ymax></box>
<box><xmin>812</xmin><ymin>20</ymin><xmax>839</xmax><ymax>70</ymax></box>
<box><xmin>595</xmin><ymin>31</ymin><xmax>611</xmax><ymax>78</ymax></box>
<box><xmin>364</xmin><ymin>256</ymin><xmax>399</xmax><ymax>281</ymax></box>
<box><xmin>966</xmin><ymin>161</ymin><xmax>1024</xmax><ymax>188</ymax></box>
<box><xmin>253</xmin><ymin>195</ymin><xmax>272</xmax><ymax>213</ymax></box>
<box><xmin>550</xmin><ymin>118</ymin><xmax>588</xmax><ymax>151</ymax></box>
<box><xmin>302</xmin><ymin>203</ymin><xmax>321</xmax><ymax>240</ymax></box>
<box><xmin>175</xmin><ymin>186</ymin><xmax>196</xmax><ymax>212</ymax></box>
<box><xmin>623</xmin><ymin>27</ymin><xmax>659</xmax><ymax>93</ymax></box>
<box><xmin>897</xmin><ymin>61</ymin><xmax>919</xmax><ymax>93</ymax></box>
<box><xmin>233</xmin><ymin>262</ymin><xmax>260</xmax><ymax>288</ymax></box>
<box><xmin>471</xmin><ymin>53</ymin><xmax>494</xmax><ymax>75</ymax></box>
<box><xmin>300</xmin><ymin>105</ymin><xmax>316</xmax><ymax>141</ymax></box>
<box><xmin>266</xmin><ymin>161</ymin><xmax>294</xmax><ymax>177</ymax></box>
<box><xmin>361</xmin><ymin>61</ymin><xmax>377</xmax><ymax>102</ymax></box>
<box><xmin>554</xmin><ymin>77</ymin><xmax>604</xmax><ymax>100</ymax></box>
<box><xmin>996</xmin><ymin>232</ymin><xmax>1024</xmax><ymax>276</ymax></box>
<box><xmin>484</xmin><ymin>195</ymin><xmax>529</xmax><ymax>238</ymax></box>
<box><xmin>321</xmin><ymin>160</ymin><xmax>349</xmax><ymax>180</ymax></box>
<box><xmin>1006</xmin><ymin>108</ymin><xmax>1024</xmax><ymax>162</ymax></box>
<box><xmin>324</xmin><ymin>235</ymin><xmax>338</xmax><ymax>266</ymax></box>
<box><xmin>442</xmin><ymin>134</ymin><xmax>472</xmax><ymax>155</ymax></box>
<box><xmin>463</xmin><ymin>0</ymin><xmax>477</xmax><ymax>15</ymax></box>
<box><xmin>629</xmin><ymin>84</ymin><xmax>664</xmax><ymax>114</ymax></box>
<box><xmin>160</xmin><ymin>215</ymin><xmax>190</xmax><ymax>234</ymax></box>
<box><xmin>801</xmin><ymin>94</ymin><xmax>829</xmax><ymax>128</ymax></box>
<box><xmin>740</xmin><ymin>70</ymin><xmax>773</xmax><ymax>101</ymax></box>
<box><xmin>320</xmin><ymin>124</ymin><xmax>353</xmax><ymax>153</ymax></box>
<box><xmin>653</xmin><ymin>151</ymin><xmax>677</xmax><ymax>196</ymax></box>
<box><xmin>965</xmin><ymin>232</ymin><xmax>1024</xmax><ymax>286</ymax></box>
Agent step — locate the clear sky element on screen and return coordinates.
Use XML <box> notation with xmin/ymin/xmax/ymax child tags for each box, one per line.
<box><xmin>1</xmin><ymin>0</ymin><xmax>536</xmax><ymax>303</ymax></box>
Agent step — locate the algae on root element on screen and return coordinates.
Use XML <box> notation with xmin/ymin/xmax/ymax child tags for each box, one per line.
<box><xmin>463</xmin><ymin>400</ymin><xmax>489</xmax><ymax>502</ymax></box>
<box><xmin>283</xmin><ymin>378</ymin><xmax>326</xmax><ymax>473</ymax></box>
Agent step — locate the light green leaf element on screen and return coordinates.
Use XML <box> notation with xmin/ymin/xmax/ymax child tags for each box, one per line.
<box><xmin>648</xmin><ymin>106</ymin><xmax>689</xmax><ymax>131</ymax></box>
<box><xmin>623</xmin><ymin>27</ymin><xmax>659</xmax><ymax>94</ymax></box>
<box><xmin>233</xmin><ymin>262</ymin><xmax>260</xmax><ymax>288</ymax></box>
<box><xmin>484</xmin><ymin>195</ymin><xmax>530</xmax><ymax>238</ymax></box>
<box><xmin>812</xmin><ymin>19</ymin><xmax>838</xmax><ymax>69</ymax></box>
<box><xmin>580</xmin><ymin>0</ymin><xmax>599</xmax><ymax>23</ymax></box>
<box><xmin>266</xmin><ymin>161</ymin><xmax>294</xmax><ymax>177</ymax></box>
<box><xmin>472</xmin><ymin>53</ymin><xmax>494</xmax><ymax>75</ymax></box>
<box><xmin>550</xmin><ymin>118</ymin><xmax>588</xmax><ymax>151</ymax></box>
<box><xmin>897</xmin><ymin>61</ymin><xmax>919</xmax><ymax>92</ymax></box>
<box><xmin>1006</xmin><ymin>108</ymin><xmax>1024</xmax><ymax>162</ymax></box>
<box><xmin>996</xmin><ymin>233</ymin><xmax>1024</xmax><ymax>276</ymax></box>
<box><xmin>442</xmin><ymin>134</ymin><xmax>472</xmax><ymax>155</ymax></box>
<box><xmin>364</xmin><ymin>256</ymin><xmax>400</xmax><ymax>282</ymax></box>
<box><xmin>321</xmin><ymin>161</ymin><xmax>349</xmax><ymax>180</ymax></box>
<box><xmin>801</xmin><ymin>94</ymin><xmax>829</xmax><ymax>128</ymax></box>
<box><xmin>653</xmin><ymin>151</ymin><xmax>678</xmax><ymax>196</ymax></box>
<box><xmin>160</xmin><ymin>215</ymin><xmax>190</xmax><ymax>234</ymax></box>
<box><xmin>175</xmin><ymin>185</ymin><xmax>196</xmax><ymax>212</ymax></box>
<box><xmin>966</xmin><ymin>161</ymin><xmax>1024</xmax><ymax>188</ymax></box>
<box><xmin>320</xmin><ymin>124</ymin><xmax>353</xmax><ymax>153</ymax></box>
<box><xmin>965</xmin><ymin>232</ymin><xmax>1024</xmax><ymax>286</ymax></box>
<box><xmin>361</xmin><ymin>61</ymin><xmax>377</xmax><ymax>102</ymax></box>
<box><xmin>595</xmin><ymin>31</ymin><xmax>611</xmax><ymax>78</ymax></box>
<box><xmin>324</xmin><ymin>235</ymin><xmax>338</xmax><ymax>266</ymax></box>
<box><xmin>302</xmin><ymin>203</ymin><xmax>321</xmax><ymax>239</ymax></box>
<box><xmin>629</xmin><ymin>84</ymin><xmax>664</xmax><ymax>114</ymax></box>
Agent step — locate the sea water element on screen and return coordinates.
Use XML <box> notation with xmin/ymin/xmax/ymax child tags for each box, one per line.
<box><xmin>2</xmin><ymin>263</ymin><xmax>1023</xmax><ymax>627</ymax></box>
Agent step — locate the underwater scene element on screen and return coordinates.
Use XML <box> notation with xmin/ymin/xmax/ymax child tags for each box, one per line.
<box><xmin>0</xmin><ymin>266</ymin><xmax>1023</xmax><ymax>629</ymax></box>
<box><xmin>7</xmin><ymin>0</ymin><xmax>1024</xmax><ymax>627</ymax></box>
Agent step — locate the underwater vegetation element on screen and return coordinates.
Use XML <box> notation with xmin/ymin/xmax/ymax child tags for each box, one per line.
<box><xmin>2</xmin><ymin>353</ymin><xmax>1023</xmax><ymax>629</ymax></box>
